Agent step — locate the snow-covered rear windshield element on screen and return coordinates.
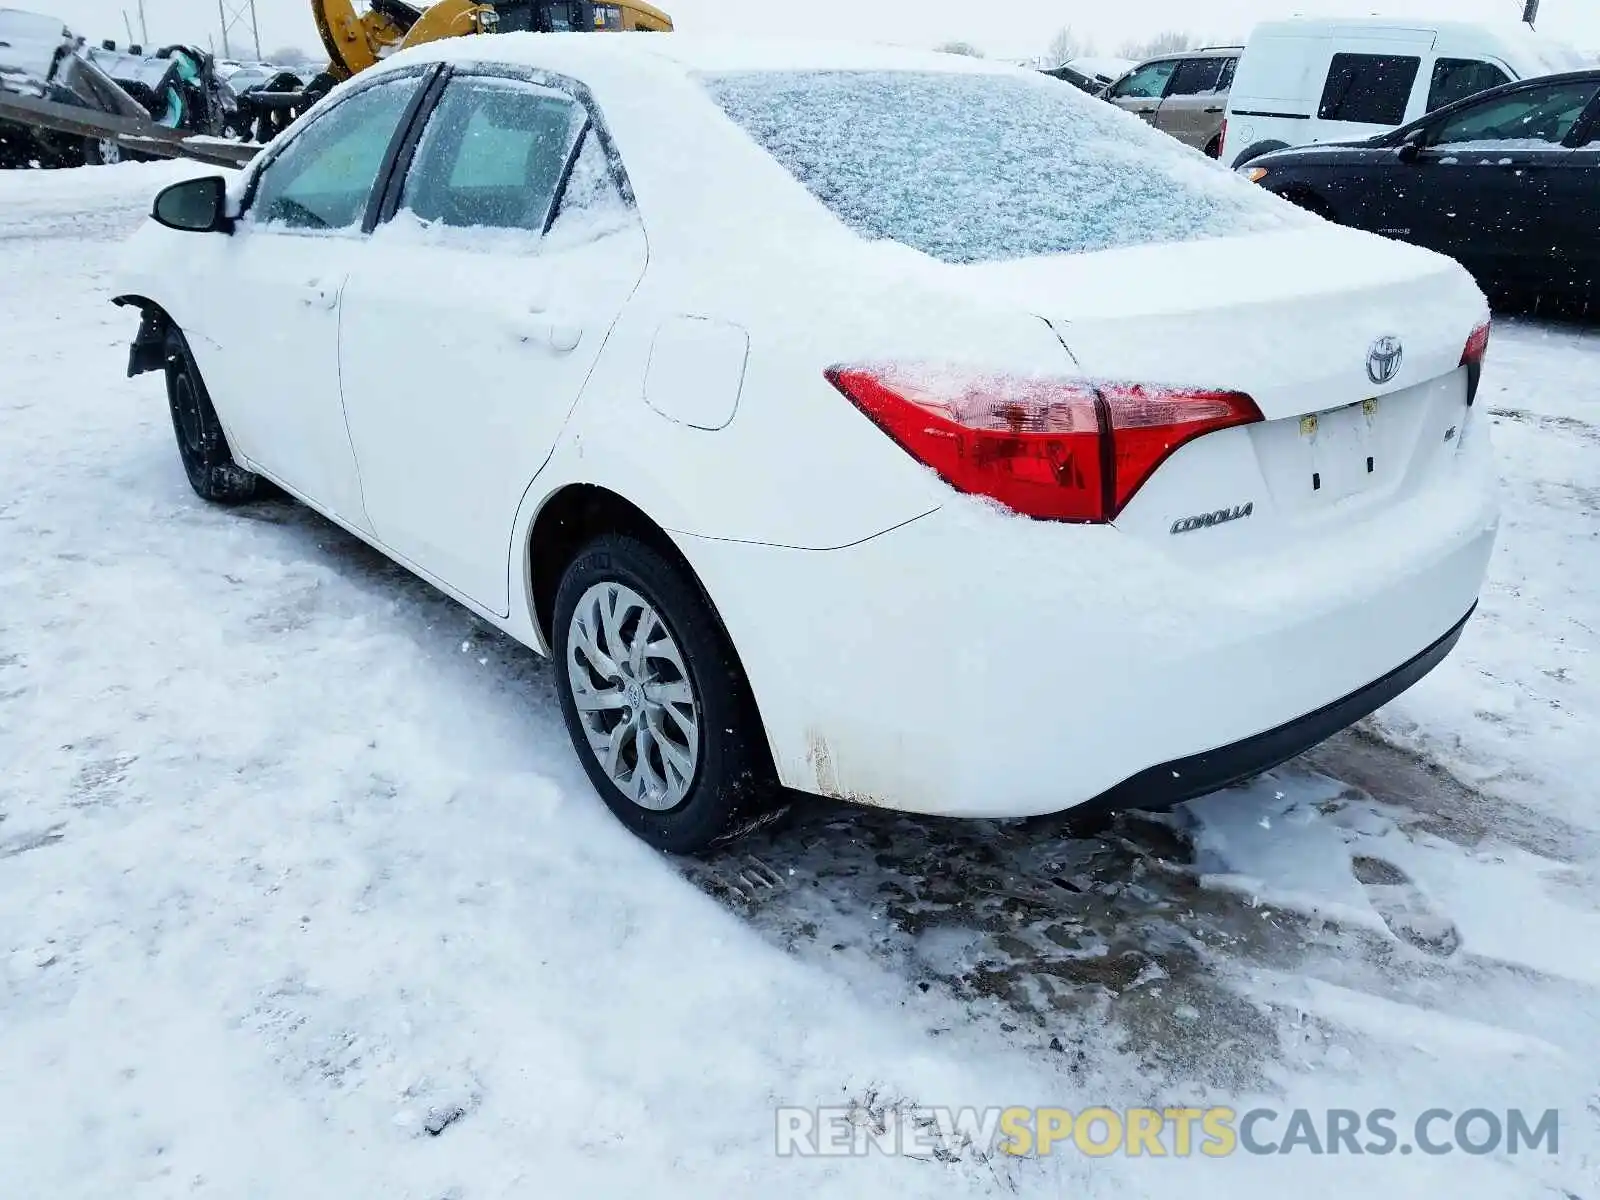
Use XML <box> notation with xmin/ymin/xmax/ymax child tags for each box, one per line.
<box><xmin>702</xmin><ymin>70</ymin><xmax>1304</xmax><ymax>264</ymax></box>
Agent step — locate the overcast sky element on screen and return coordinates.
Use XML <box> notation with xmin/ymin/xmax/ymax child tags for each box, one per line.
<box><xmin>44</xmin><ymin>0</ymin><xmax>1600</xmax><ymax>66</ymax></box>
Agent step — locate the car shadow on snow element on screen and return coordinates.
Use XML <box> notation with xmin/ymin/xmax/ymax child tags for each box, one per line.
<box><xmin>234</xmin><ymin>491</ymin><xmax>1591</xmax><ymax>1091</ymax></box>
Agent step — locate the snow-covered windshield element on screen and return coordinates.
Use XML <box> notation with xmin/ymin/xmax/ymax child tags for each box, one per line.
<box><xmin>702</xmin><ymin>70</ymin><xmax>1304</xmax><ymax>264</ymax></box>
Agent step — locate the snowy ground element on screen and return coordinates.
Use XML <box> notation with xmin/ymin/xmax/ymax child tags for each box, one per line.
<box><xmin>1</xmin><ymin>163</ymin><xmax>1597</xmax><ymax>1198</ymax></box>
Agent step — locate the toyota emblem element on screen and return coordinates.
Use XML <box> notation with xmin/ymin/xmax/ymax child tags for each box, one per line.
<box><xmin>1367</xmin><ymin>336</ymin><xmax>1404</xmax><ymax>385</ymax></box>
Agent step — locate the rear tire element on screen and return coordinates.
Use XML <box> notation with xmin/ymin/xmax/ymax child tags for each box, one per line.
<box><xmin>552</xmin><ymin>533</ymin><xmax>781</xmax><ymax>854</ymax></box>
<box><xmin>163</xmin><ymin>327</ymin><xmax>260</xmax><ymax>504</ymax></box>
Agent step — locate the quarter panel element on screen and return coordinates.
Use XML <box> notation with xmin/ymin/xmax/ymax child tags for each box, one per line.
<box><xmin>553</xmin><ymin>248</ymin><xmax>1075</xmax><ymax>551</ymax></box>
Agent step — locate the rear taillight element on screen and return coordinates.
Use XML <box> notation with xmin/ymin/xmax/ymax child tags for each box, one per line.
<box><xmin>1461</xmin><ymin>317</ymin><xmax>1491</xmax><ymax>368</ymax></box>
<box><xmin>1215</xmin><ymin>118</ymin><xmax>1228</xmax><ymax>159</ymax></box>
<box><xmin>825</xmin><ymin>365</ymin><xmax>1262</xmax><ymax>523</ymax></box>
<box><xmin>1461</xmin><ymin>315</ymin><xmax>1490</xmax><ymax>406</ymax></box>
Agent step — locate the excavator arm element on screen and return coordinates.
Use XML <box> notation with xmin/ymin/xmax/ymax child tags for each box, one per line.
<box><xmin>309</xmin><ymin>0</ymin><xmax>672</xmax><ymax>90</ymax></box>
<box><xmin>312</xmin><ymin>0</ymin><xmax>495</xmax><ymax>80</ymax></box>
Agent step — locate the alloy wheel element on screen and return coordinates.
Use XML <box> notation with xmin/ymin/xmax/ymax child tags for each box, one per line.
<box><xmin>566</xmin><ymin>581</ymin><xmax>700</xmax><ymax>812</ymax></box>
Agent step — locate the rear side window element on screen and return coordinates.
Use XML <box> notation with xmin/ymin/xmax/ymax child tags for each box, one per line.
<box><xmin>1318</xmin><ymin>53</ymin><xmax>1420</xmax><ymax>125</ymax></box>
<box><xmin>703</xmin><ymin>70</ymin><xmax>1305</xmax><ymax>265</ymax></box>
<box><xmin>1427</xmin><ymin>59</ymin><xmax>1511</xmax><ymax>113</ymax></box>
<box><xmin>399</xmin><ymin>76</ymin><xmax>585</xmax><ymax>232</ymax></box>
<box><xmin>1167</xmin><ymin>58</ymin><xmax>1225</xmax><ymax>96</ymax></box>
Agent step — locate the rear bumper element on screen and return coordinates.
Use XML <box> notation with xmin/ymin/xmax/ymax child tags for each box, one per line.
<box><xmin>678</xmin><ymin>457</ymin><xmax>1497</xmax><ymax>819</ymax></box>
<box><xmin>1083</xmin><ymin>605</ymin><xmax>1472</xmax><ymax>814</ymax></box>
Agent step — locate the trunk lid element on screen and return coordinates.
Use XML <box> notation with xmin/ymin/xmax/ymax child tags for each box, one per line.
<box><xmin>953</xmin><ymin>225</ymin><xmax>1488</xmax><ymax>554</ymax></box>
<box><xmin>953</xmin><ymin>225</ymin><xmax>1481</xmax><ymax>418</ymax></box>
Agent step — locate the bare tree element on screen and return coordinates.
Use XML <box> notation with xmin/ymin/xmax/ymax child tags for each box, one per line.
<box><xmin>934</xmin><ymin>40</ymin><xmax>984</xmax><ymax>57</ymax></box>
<box><xmin>1046</xmin><ymin>25</ymin><xmax>1094</xmax><ymax>66</ymax></box>
<box><xmin>1117</xmin><ymin>30</ymin><xmax>1200</xmax><ymax>60</ymax></box>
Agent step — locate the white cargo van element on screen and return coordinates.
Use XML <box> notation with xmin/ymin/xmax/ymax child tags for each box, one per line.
<box><xmin>1222</xmin><ymin>18</ymin><xmax>1590</xmax><ymax>166</ymax></box>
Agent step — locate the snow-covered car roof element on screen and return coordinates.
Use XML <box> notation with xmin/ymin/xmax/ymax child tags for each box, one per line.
<box><xmin>339</xmin><ymin>33</ymin><xmax>1305</xmax><ymax>277</ymax></box>
<box><xmin>389</xmin><ymin>32</ymin><xmax>1026</xmax><ymax>78</ymax></box>
<box><xmin>1064</xmin><ymin>56</ymin><xmax>1135</xmax><ymax>81</ymax></box>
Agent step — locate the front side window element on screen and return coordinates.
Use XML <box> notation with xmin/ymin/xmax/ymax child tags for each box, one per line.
<box><xmin>398</xmin><ymin>76</ymin><xmax>586</xmax><ymax>233</ymax></box>
<box><xmin>248</xmin><ymin>74</ymin><xmax>420</xmax><ymax>231</ymax></box>
<box><xmin>1318</xmin><ymin>53</ymin><xmax>1420</xmax><ymax>125</ymax></box>
<box><xmin>703</xmin><ymin>70</ymin><xmax>1305</xmax><ymax>265</ymax></box>
<box><xmin>1112</xmin><ymin>60</ymin><xmax>1177</xmax><ymax>100</ymax></box>
<box><xmin>1427</xmin><ymin>58</ymin><xmax>1511</xmax><ymax>113</ymax></box>
<box><xmin>1431</xmin><ymin>81</ymin><xmax>1600</xmax><ymax>148</ymax></box>
<box><xmin>1167</xmin><ymin>58</ymin><xmax>1225</xmax><ymax>97</ymax></box>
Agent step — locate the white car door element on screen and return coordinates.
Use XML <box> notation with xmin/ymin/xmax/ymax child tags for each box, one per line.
<box><xmin>338</xmin><ymin>72</ymin><xmax>647</xmax><ymax>615</ymax></box>
<box><xmin>201</xmin><ymin>69</ymin><xmax>431</xmax><ymax>531</ymax></box>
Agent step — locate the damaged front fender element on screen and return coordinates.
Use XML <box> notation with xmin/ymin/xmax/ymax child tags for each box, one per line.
<box><xmin>111</xmin><ymin>296</ymin><xmax>170</xmax><ymax>377</ymax></box>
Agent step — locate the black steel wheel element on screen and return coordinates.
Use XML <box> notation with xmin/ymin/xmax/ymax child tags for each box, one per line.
<box><xmin>163</xmin><ymin>327</ymin><xmax>259</xmax><ymax>504</ymax></box>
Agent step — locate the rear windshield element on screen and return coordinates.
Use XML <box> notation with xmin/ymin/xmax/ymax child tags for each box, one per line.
<box><xmin>701</xmin><ymin>70</ymin><xmax>1303</xmax><ymax>264</ymax></box>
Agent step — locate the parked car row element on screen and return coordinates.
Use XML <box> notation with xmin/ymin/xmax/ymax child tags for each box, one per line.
<box><xmin>1066</xmin><ymin>18</ymin><xmax>1591</xmax><ymax>165</ymax></box>
<box><xmin>1047</xmin><ymin>18</ymin><xmax>1595</xmax><ymax>310</ymax></box>
<box><xmin>1239</xmin><ymin>69</ymin><xmax>1600</xmax><ymax>311</ymax></box>
<box><xmin>1222</xmin><ymin>18</ymin><xmax>1591</xmax><ymax>166</ymax></box>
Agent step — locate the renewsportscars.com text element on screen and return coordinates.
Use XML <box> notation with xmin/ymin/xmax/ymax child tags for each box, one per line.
<box><xmin>774</xmin><ymin>1105</ymin><xmax>1560</xmax><ymax>1159</ymax></box>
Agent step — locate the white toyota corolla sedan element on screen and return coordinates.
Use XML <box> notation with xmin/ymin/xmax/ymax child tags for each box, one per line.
<box><xmin>115</xmin><ymin>35</ymin><xmax>1499</xmax><ymax>852</ymax></box>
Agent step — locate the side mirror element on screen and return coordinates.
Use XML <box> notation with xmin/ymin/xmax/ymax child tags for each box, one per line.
<box><xmin>151</xmin><ymin>175</ymin><xmax>232</xmax><ymax>234</ymax></box>
<box><xmin>1395</xmin><ymin>127</ymin><xmax>1429</xmax><ymax>163</ymax></box>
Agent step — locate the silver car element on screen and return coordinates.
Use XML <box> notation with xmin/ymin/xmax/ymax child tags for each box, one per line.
<box><xmin>1103</xmin><ymin>46</ymin><xmax>1241</xmax><ymax>158</ymax></box>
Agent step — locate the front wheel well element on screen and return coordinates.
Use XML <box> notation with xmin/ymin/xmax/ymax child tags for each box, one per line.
<box><xmin>112</xmin><ymin>295</ymin><xmax>175</xmax><ymax>376</ymax></box>
<box><xmin>528</xmin><ymin>485</ymin><xmax>700</xmax><ymax>647</ymax></box>
<box><xmin>1230</xmin><ymin>139</ymin><xmax>1290</xmax><ymax>169</ymax></box>
<box><xmin>1273</xmin><ymin>186</ymin><xmax>1334</xmax><ymax>219</ymax></box>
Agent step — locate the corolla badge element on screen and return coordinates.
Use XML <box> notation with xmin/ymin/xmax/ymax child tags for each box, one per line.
<box><xmin>1367</xmin><ymin>335</ymin><xmax>1404</xmax><ymax>385</ymax></box>
<box><xmin>1170</xmin><ymin>502</ymin><xmax>1253</xmax><ymax>535</ymax></box>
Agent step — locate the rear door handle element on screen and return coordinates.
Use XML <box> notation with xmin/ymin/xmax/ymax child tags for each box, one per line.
<box><xmin>298</xmin><ymin>278</ymin><xmax>339</xmax><ymax>310</ymax></box>
<box><xmin>510</xmin><ymin>315</ymin><xmax>583</xmax><ymax>353</ymax></box>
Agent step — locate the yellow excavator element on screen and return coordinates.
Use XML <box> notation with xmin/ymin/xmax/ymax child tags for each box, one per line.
<box><xmin>313</xmin><ymin>0</ymin><xmax>672</xmax><ymax>82</ymax></box>
<box><xmin>229</xmin><ymin>0</ymin><xmax>668</xmax><ymax>139</ymax></box>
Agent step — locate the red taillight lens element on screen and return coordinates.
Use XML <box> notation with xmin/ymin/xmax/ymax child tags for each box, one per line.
<box><xmin>825</xmin><ymin>365</ymin><xmax>1262</xmax><ymax>523</ymax></box>
<box><xmin>1461</xmin><ymin>316</ymin><xmax>1491</xmax><ymax>367</ymax></box>
<box><xmin>1215</xmin><ymin>118</ymin><xmax>1228</xmax><ymax>159</ymax></box>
